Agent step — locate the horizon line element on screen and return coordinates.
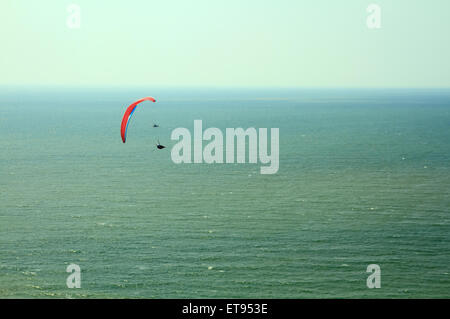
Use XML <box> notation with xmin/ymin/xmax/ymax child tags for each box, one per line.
<box><xmin>1</xmin><ymin>85</ymin><xmax>450</xmax><ymax>90</ymax></box>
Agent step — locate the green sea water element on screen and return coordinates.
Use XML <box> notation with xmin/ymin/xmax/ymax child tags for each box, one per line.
<box><xmin>0</xmin><ymin>88</ymin><xmax>449</xmax><ymax>298</ymax></box>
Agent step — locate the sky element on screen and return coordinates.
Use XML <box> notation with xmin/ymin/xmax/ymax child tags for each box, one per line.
<box><xmin>1</xmin><ymin>0</ymin><xmax>450</xmax><ymax>87</ymax></box>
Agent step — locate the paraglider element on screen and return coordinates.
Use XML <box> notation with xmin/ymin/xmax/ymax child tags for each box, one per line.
<box><xmin>156</xmin><ymin>140</ymin><xmax>166</xmax><ymax>149</ymax></box>
<box><xmin>120</xmin><ymin>97</ymin><xmax>156</xmax><ymax>143</ymax></box>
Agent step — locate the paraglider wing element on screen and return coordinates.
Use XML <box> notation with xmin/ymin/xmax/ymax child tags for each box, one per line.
<box><xmin>120</xmin><ymin>97</ymin><xmax>156</xmax><ymax>143</ymax></box>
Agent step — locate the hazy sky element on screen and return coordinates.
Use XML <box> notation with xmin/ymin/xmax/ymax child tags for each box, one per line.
<box><xmin>1</xmin><ymin>0</ymin><xmax>449</xmax><ymax>87</ymax></box>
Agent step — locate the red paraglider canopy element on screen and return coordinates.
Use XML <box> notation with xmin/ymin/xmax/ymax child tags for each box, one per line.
<box><xmin>120</xmin><ymin>97</ymin><xmax>156</xmax><ymax>143</ymax></box>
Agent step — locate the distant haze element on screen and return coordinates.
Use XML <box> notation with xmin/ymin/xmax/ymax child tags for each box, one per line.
<box><xmin>1</xmin><ymin>0</ymin><xmax>450</xmax><ymax>87</ymax></box>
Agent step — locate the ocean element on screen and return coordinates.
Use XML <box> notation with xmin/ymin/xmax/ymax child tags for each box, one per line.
<box><xmin>0</xmin><ymin>87</ymin><xmax>449</xmax><ymax>298</ymax></box>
